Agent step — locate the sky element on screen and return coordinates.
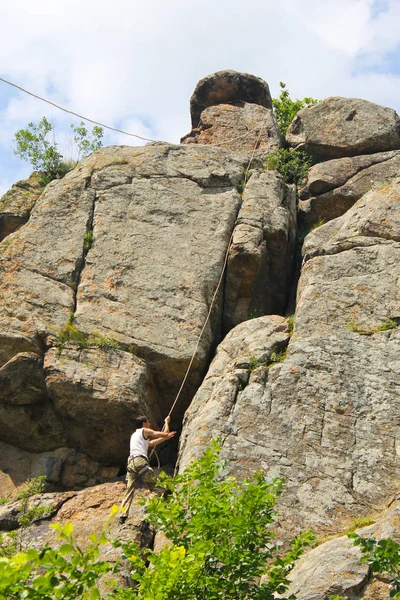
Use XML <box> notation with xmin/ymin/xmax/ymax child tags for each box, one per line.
<box><xmin>1</xmin><ymin>0</ymin><xmax>400</xmax><ymax>196</ymax></box>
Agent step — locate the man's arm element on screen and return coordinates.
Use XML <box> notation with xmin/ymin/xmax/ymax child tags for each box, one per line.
<box><xmin>144</xmin><ymin>417</ymin><xmax>175</xmax><ymax>442</ymax></box>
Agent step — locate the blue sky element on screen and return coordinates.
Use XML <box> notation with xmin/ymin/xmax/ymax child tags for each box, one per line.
<box><xmin>1</xmin><ymin>0</ymin><xmax>400</xmax><ymax>196</ymax></box>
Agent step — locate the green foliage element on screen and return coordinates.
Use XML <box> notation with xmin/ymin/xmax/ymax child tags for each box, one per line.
<box><xmin>0</xmin><ymin>519</ymin><xmax>118</xmax><ymax>600</ymax></box>
<box><xmin>0</xmin><ymin>448</ymin><xmax>315</xmax><ymax>599</ymax></box>
<box><xmin>71</xmin><ymin>121</ymin><xmax>103</xmax><ymax>161</ymax></box>
<box><xmin>265</xmin><ymin>147</ymin><xmax>312</xmax><ymax>186</ymax></box>
<box><xmin>349</xmin><ymin>533</ymin><xmax>400</xmax><ymax>597</ymax></box>
<box><xmin>14</xmin><ymin>117</ymin><xmax>66</xmax><ymax>185</ymax></box>
<box><xmin>14</xmin><ymin>117</ymin><xmax>103</xmax><ymax>186</ymax></box>
<box><xmin>272</xmin><ymin>82</ymin><xmax>318</xmax><ymax>137</ymax></box>
<box><xmin>248</xmin><ymin>348</ymin><xmax>287</xmax><ymax>371</ymax></box>
<box><xmin>84</xmin><ymin>230</ymin><xmax>93</xmax><ymax>251</ymax></box>
<box><xmin>0</xmin><ymin>498</ymin><xmax>8</xmax><ymax>506</ymax></box>
<box><xmin>0</xmin><ymin>476</ymin><xmax>50</xmax><ymax>555</ymax></box>
<box><xmin>345</xmin><ymin>515</ymin><xmax>376</xmax><ymax>534</ymax></box>
<box><xmin>124</xmin><ymin>441</ymin><xmax>314</xmax><ymax>599</ymax></box>
<box><xmin>236</xmin><ymin>168</ymin><xmax>247</xmax><ymax>195</ymax></box>
<box><xmin>347</xmin><ymin>318</ymin><xmax>399</xmax><ymax>336</ymax></box>
<box><xmin>55</xmin><ymin>323</ymin><xmax>121</xmax><ymax>351</ymax></box>
<box><xmin>286</xmin><ymin>314</ymin><xmax>295</xmax><ymax>335</ymax></box>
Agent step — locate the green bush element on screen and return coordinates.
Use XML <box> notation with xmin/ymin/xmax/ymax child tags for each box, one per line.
<box><xmin>265</xmin><ymin>147</ymin><xmax>312</xmax><ymax>186</ymax></box>
<box><xmin>349</xmin><ymin>533</ymin><xmax>400</xmax><ymax>597</ymax></box>
<box><xmin>0</xmin><ymin>445</ymin><xmax>314</xmax><ymax>599</ymax></box>
<box><xmin>272</xmin><ymin>82</ymin><xmax>318</xmax><ymax>137</ymax></box>
<box><xmin>128</xmin><ymin>441</ymin><xmax>314</xmax><ymax>599</ymax></box>
<box><xmin>14</xmin><ymin>117</ymin><xmax>103</xmax><ymax>186</ymax></box>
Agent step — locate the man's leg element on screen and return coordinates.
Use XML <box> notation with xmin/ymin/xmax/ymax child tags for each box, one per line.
<box><xmin>120</xmin><ymin>459</ymin><xmax>140</xmax><ymax>521</ymax></box>
<box><xmin>120</xmin><ymin>457</ymin><xmax>154</xmax><ymax>523</ymax></box>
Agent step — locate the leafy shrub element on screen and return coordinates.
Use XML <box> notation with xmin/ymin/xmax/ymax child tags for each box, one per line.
<box><xmin>0</xmin><ymin>446</ymin><xmax>314</xmax><ymax>599</ymax></box>
<box><xmin>265</xmin><ymin>147</ymin><xmax>312</xmax><ymax>186</ymax></box>
<box><xmin>349</xmin><ymin>533</ymin><xmax>400</xmax><ymax>597</ymax></box>
<box><xmin>272</xmin><ymin>82</ymin><xmax>318</xmax><ymax>137</ymax></box>
<box><xmin>14</xmin><ymin>117</ymin><xmax>103</xmax><ymax>185</ymax></box>
<box><xmin>125</xmin><ymin>441</ymin><xmax>314</xmax><ymax>599</ymax></box>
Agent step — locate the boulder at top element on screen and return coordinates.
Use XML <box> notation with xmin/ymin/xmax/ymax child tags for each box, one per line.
<box><xmin>189</xmin><ymin>70</ymin><xmax>273</xmax><ymax>128</ymax></box>
<box><xmin>0</xmin><ymin>173</ymin><xmax>43</xmax><ymax>241</ymax></box>
<box><xmin>286</xmin><ymin>96</ymin><xmax>400</xmax><ymax>160</ymax></box>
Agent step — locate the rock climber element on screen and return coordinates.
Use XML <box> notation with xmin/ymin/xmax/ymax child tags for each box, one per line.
<box><xmin>119</xmin><ymin>415</ymin><xmax>176</xmax><ymax>524</ymax></box>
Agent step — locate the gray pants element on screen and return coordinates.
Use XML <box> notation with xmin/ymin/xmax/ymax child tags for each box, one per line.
<box><xmin>120</xmin><ymin>456</ymin><xmax>154</xmax><ymax>517</ymax></box>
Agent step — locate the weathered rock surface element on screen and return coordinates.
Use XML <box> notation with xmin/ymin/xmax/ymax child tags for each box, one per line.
<box><xmin>299</xmin><ymin>149</ymin><xmax>400</xmax><ymax>226</ymax></box>
<box><xmin>0</xmin><ymin>440</ymin><xmax>119</xmax><ymax>496</ymax></box>
<box><xmin>181</xmin><ymin>103</ymin><xmax>281</xmax><ymax>155</ymax></box>
<box><xmin>179</xmin><ymin>180</ymin><xmax>400</xmax><ymax>540</ymax></box>
<box><xmin>178</xmin><ymin>315</ymin><xmax>290</xmax><ymax>470</ymax></box>
<box><xmin>44</xmin><ymin>345</ymin><xmax>160</xmax><ymax>462</ymax></box>
<box><xmin>0</xmin><ymin>481</ymin><xmax>158</xmax><ymax>593</ymax></box>
<box><xmin>287</xmin><ymin>97</ymin><xmax>400</xmax><ymax>160</ymax></box>
<box><xmin>278</xmin><ymin>496</ymin><xmax>400</xmax><ymax>599</ymax></box>
<box><xmin>224</xmin><ymin>171</ymin><xmax>296</xmax><ymax>330</ymax></box>
<box><xmin>0</xmin><ymin>173</ymin><xmax>43</xmax><ymax>241</ymax></box>
<box><xmin>189</xmin><ymin>70</ymin><xmax>272</xmax><ymax>128</ymax></box>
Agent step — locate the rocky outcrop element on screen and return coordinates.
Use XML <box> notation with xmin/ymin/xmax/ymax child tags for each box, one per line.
<box><xmin>287</xmin><ymin>97</ymin><xmax>400</xmax><ymax>160</ymax></box>
<box><xmin>179</xmin><ymin>179</ymin><xmax>400</xmax><ymax>540</ymax></box>
<box><xmin>189</xmin><ymin>70</ymin><xmax>273</xmax><ymax>128</ymax></box>
<box><xmin>44</xmin><ymin>345</ymin><xmax>160</xmax><ymax>462</ymax></box>
<box><xmin>298</xmin><ymin>149</ymin><xmax>400</xmax><ymax>226</ymax></box>
<box><xmin>0</xmin><ymin>481</ymin><xmax>158</xmax><ymax>593</ymax></box>
<box><xmin>0</xmin><ymin>173</ymin><xmax>43</xmax><ymax>241</ymax></box>
<box><xmin>181</xmin><ymin>103</ymin><xmax>281</xmax><ymax>155</ymax></box>
<box><xmin>1</xmin><ymin>140</ymin><xmax>298</xmax><ymax>486</ymax></box>
<box><xmin>278</xmin><ymin>496</ymin><xmax>400</xmax><ymax>599</ymax></box>
<box><xmin>224</xmin><ymin>171</ymin><xmax>296</xmax><ymax>330</ymax></box>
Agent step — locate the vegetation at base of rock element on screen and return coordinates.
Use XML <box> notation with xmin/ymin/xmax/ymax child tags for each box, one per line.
<box><xmin>0</xmin><ymin>519</ymin><xmax>117</xmax><ymax>599</ymax></box>
<box><xmin>125</xmin><ymin>441</ymin><xmax>314</xmax><ymax>599</ymax></box>
<box><xmin>272</xmin><ymin>82</ymin><xmax>318</xmax><ymax>137</ymax></box>
<box><xmin>265</xmin><ymin>147</ymin><xmax>313</xmax><ymax>186</ymax></box>
<box><xmin>349</xmin><ymin>533</ymin><xmax>400</xmax><ymax>597</ymax></box>
<box><xmin>0</xmin><ymin>446</ymin><xmax>314</xmax><ymax>599</ymax></box>
<box><xmin>55</xmin><ymin>323</ymin><xmax>121</xmax><ymax>351</ymax></box>
<box><xmin>0</xmin><ymin>476</ymin><xmax>52</xmax><ymax>556</ymax></box>
<box><xmin>347</xmin><ymin>318</ymin><xmax>399</xmax><ymax>335</ymax></box>
<box><xmin>14</xmin><ymin>117</ymin><xmax>103</xmax><ymax>185</ymax></box>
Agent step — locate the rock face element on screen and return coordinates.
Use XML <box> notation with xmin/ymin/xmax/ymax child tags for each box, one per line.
<box><xmin>0</xmin><ymin>138</ymin><xmax>296</xmax><ymax>486</ymax></box>
<box><xmin>224</xmin><ymin>171</ymin><xmax>296</xmax><ymax>330</ymax></box>
<box><xmin>189</xmin><ymin>70</ymin><xmax>273</xmax><ymax>128</ymax></box>
<box><xmin>287</xmin><ymin>97</ymin><xmax>400</xmax><ymax>160</ymax></box>
<box><xmin>279</xmin><ymin>496</ymin><xmax>400</xmax><ymax>599</ymax></box>
<box><xmin>299</xmin><ymin>149</ymin><xmax>400</xmax><ymax>226</ymax></box>
<box><xmin>2</xmin><ymin>71</ymin><xmax>400</xmax><ymax>596</ymax></box>
<box><xmin>181</xmin><ymin>103</ymin><xmax>281</xmax><ymax>155</ymax></box>
<box><xmin>179</xmin><ymin>180</ymin><xmax>400</xmax><ymax>540</ymax></box>
<box><xmin>44</xmin><ymin>345</ymin><xmax>160</xmax><ymax>462</ymax></box>
<box><xmin>0</xmin><ymin>173</ymin><xmax>43</xmax><ymax>241</ymax></box>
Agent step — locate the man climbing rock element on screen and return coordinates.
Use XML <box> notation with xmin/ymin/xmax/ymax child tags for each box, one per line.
<box><xmin>119</xmin><ymin>415</ymin><xmax>176</xmax><ymax>524</ymax></box>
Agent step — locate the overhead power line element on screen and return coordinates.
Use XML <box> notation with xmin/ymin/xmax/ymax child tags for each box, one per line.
<box><xmin>0</xmin><ymin>76</ymin><xmax>162</xmax><ymax>143</ymax></box>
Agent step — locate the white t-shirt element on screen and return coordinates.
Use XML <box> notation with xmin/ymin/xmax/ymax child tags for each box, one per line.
<box><xmin>130</xmin><ymin>428</ymin><xmax>149</xmax><ymax>458</ymax></box>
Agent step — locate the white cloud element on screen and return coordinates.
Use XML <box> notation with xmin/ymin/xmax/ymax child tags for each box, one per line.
<box><xmin>1</xmin><ymin>0</ymin><xmax>400</xmax><ymax>193</ymax></box>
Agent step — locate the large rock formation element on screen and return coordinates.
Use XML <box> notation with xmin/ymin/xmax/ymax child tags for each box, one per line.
<box><xmin>287</xmin><ymin>96</ymin><xmax>400</xmax><ymax>160</ymax></box>
<box><xmin>179</xmin><ymin>180</ymin><xmax>400</xmax><ymax>541</ymax></box>
<box><xmin>2</xmin><ymin>71</ymin><xmax>400</xmax><ymax>597</ymax></box>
